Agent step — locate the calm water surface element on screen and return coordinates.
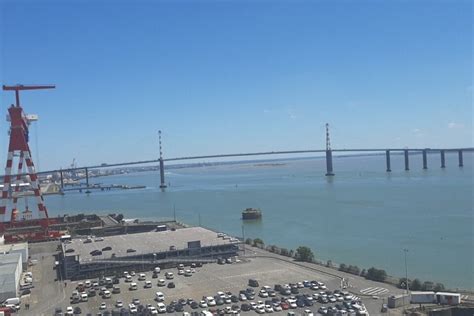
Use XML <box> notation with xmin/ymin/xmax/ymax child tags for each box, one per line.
<box><xmin>43</xmin><ymin>153</ymin><xmax>473</xmax><ymax>290</ymax></box>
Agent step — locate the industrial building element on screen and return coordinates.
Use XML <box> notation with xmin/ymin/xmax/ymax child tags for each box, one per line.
<box><xmin>61</xmin><ymin>227</ymin><xmax>240</xmax><ymax>279</ymax></box>
<box><xmin>0</xmin><ymin>242</ymin><xmax>28</xmax><ymax>269</ymax></box>
<box><xmin>0</xmin><ymin>253</ymin><xmax>22</xmax><ymax>302</ymax></box>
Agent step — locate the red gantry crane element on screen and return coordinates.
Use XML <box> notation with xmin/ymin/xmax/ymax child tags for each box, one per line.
<box><xmin>0</xmin><ymin>84</ymin><xmax>62</xmax><ymax>242</ymax></box>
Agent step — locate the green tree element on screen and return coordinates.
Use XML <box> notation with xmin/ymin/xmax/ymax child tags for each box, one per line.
<box><xmin>295</xmin><ymin>246</ymin><xmax>314</xmax><ymax>262</ymax></box>
<box><xmin>326</xmin><ymin>260</ymin><xmax>333</xmax><ymax>268</ymax></box>
<box><xmin>339</xmin><ymin>263</ymin><xmax>347</xmax><ymax>272</ymax></box>
<box><xmin>360</xmin><ymin>269</ymin><xmax>367</xmax><ymax>277</ymax></box>
<box><xmin>280</xmin><ymin>248</ymin><xmax>289</xmax><ymax>256</ymax></box>
<box><xmin>245</xmin><ymin>238</ymin><xmax>253</xmax><ymax>245</ymax></box>
<box><xmin>411</xmin><ymin>279</ymin><xmax>422</xmax><ymax>291</ymax></box>
<box><xmin>253</xmin><ymin>238</ymin><xmax>264</xmax><ymax>247</ymax></box>
<box><xmin>289</xmin><ymin>249</ymin><xmax>295</xmax><ymax>258</ymax></box>
<box><xmin>366</xmin><ymin>267</ymin><xmax>387</xmax><ymax>282</ymax></box>
<box><xmin>348</xmin><ymin>265</ymin><xmax>360</xmax><ymax>275</ymax></box>
<box><xmin>422</xmin><ymin>281</ymin><xmax>434</xmax><ymax>291</ymax></box>
<box><xmin>434</xmin><ymin>283</ymin><xmax>445</xmax><ymax>292</ymax></box>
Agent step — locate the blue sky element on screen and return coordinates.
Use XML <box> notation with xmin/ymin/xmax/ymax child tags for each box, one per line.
<box><xmin>0</xmin><ymin>0</ymin><xmax>472</xmax><ymax>170</ymax></box>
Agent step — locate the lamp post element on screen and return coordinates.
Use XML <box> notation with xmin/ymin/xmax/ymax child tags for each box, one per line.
<box><xmin>403</xmin><ymin>248</ymin><xmax>410</xmax><ymax>312</ymax></box>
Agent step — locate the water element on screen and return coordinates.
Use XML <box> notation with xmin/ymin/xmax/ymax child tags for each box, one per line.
<box><xmin>42</xmin><ymin>153</ymin><xmax>473</xmax><ymax>290</ymax></box>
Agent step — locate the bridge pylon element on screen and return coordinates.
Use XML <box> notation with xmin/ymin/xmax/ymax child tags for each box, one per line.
<box><xmin>158</xmin><ymin>130</ymin><xmax>167</xmax><ymax>189</ymax></box>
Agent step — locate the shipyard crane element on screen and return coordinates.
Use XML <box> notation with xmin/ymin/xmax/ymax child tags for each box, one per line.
<box><xmin>0</xmin><ymin>84</ymin><xmax>62</xmax><ymax>242</ymax></box>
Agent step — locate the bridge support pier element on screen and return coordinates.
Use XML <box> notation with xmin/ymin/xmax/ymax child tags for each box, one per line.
<box><xmin>59</xmin><ymin>169</ymin><xmax>64</xmax><ymax>189</ymax></box>
<box><xmin>404</xmin><ymin>150</ymin><xmax>409</xmax><ymax>171</ymax></box>
<box><xmin>85</xmin><ymin>167</ymin><xmax>89</xmax><ymax>187</ymax></box>
<box><xmin>325</xmin><ymin>150</ymin><xmax>334</xmax><ymax>176</ymax></box>
<box><xmin>385</xmin><ymin>150</ymin><xmax>391</xmax><ymax>172</ymax></box>
<box><xmin>458</xmin><ymin>150</ymin><xmax>463</xmax><ymax>167</ymax></box>
<box><xmin>159</xmin><ymin>158</ymin><xmax>167</xmax><ymax>189</ymax></box>
<box><xmin>422</xmin><ymin>150</ymin><xmax>428</xmax><ymax>170</ymax></box>
<box><xmin>441</xmin><ymin>150</ymin><xmax>446</xmax><ymax>168</ymax></box>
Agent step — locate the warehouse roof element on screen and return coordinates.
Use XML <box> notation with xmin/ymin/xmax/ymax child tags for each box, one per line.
<box><xmin>0</xmin><ymin>253</ymin><xmax>21</xmax><ymax>295</ymax></box>
<box><xmin>64</xmin><ymin>227</ymin><xmax>238</xmax><ymax>263</ymax></box>
<box><xmin>0</xmin><ymin>242</ymin><xmax>28</xmax><ymax>254</ymax></box>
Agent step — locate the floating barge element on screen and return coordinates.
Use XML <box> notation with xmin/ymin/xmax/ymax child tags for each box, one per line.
<box><xmin>242</xmin><ymin>208</ymin><xmax>262</xmax><ymax>220</ymax></box>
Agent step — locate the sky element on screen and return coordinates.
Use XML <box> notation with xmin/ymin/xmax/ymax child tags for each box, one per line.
<box><xmin>0</xmin><ymin>0</ymin><xmax>472</xmax><ymax>170</ymax></box>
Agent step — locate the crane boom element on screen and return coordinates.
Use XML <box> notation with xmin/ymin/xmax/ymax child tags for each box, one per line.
<box><xmin>3</xmin><ymin>84</ymin><xmax>56</xmax><ymax>107</ymax></box>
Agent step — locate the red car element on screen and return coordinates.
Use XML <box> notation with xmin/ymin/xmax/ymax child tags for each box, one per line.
<box><xmin>280</xmin><ymin>302</ymin><xmax>290</xmax><ymax>310</ymax></box>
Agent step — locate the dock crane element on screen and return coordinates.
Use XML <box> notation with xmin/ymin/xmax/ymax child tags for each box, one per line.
<box><xmin>0</xmin><ymin>84</ymin><xmax>62</xmax><ymax>242</ymax></box>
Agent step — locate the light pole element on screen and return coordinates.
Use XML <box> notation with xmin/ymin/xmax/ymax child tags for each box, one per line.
<box><xmin>403</xmin><ymin>248</ymin><xmax>409</xmax><ymax>293</ymax></box>
<box><xmin>403</xmin><ymin>248</ymin><xmax>410</xmax><ymax>312</ymax></box>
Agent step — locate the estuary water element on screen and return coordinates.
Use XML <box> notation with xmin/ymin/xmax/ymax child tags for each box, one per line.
<box><xmin>43</xmin><ymin>153</ymin><xmax>473</xmax><ymax>290</ymax></box>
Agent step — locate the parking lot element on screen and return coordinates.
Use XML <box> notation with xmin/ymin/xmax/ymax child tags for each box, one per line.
<box><xmin>20</xmin><ymin>241</ymin><xmax>406</xmax><ymax>316</ymax></box>
<box><xmin>52</xmin><ymin>257</ymin><xmax>368</xmax><ymax>315</ymax></box>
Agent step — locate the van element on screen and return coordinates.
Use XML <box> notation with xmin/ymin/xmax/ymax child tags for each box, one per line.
<box><xmin>4</xmin><ymin>298</ymin><xmax>20</xmax><ymax>305</ymax></box>
<box><xmin>125</xmin><ymin>275</ymin><xmax>132</xmax><ymax>282</ymax></box>
<box><xmin>144</xmin><ymin>281</ymin><xmax>152</xmax><ymax>288</ymax></box>
<box><xmin>129</xmin><ymin>283</ymin><xmax>138</xmax><ymax>290</ymax></box>
<box><xmin>155</xmin><ymin>291</ymin><xmax>165</xmax><ymax>302</ymax></box>
<box><xmin>154</xmin><ymin>267</ymin><xmax>161</xmax><ymax>273</ymax></box>
<box><xmin>138</xmin><ymin>273</ymin><xmax>146</xmax><ymax>281</ymax></box>
<box><xmin>249</xmin><ymin>279</ymin><xmax>259</xmax><ymax>287</ymax></box>
<box><xmin>165</xmin><ymin>272</ymin><xmax>174</xmax><ymax>279</ymax></box>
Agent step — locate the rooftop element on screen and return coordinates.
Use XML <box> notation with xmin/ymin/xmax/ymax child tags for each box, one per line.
<box><xmin>0</xmin><ymin>253</ymin><xmax>21</xmax><ymax>294</ymax></box>
<box><xmin>0</xmin><ymin>242</ymin><xmax>28</xmax><ymax>253</ymax></box>
<box><xmin>64</xmin><ymin>227</ymin><xmax>237</xmax><ymax>263</ymax></box>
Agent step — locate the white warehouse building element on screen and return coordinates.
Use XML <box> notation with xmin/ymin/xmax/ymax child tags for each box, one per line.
<box><xmin>0</xmin><ymin>242</ymin><xmax>28</xmax><ymax>270</ymax></box>
<box><xmin>0</xmin><ymin>252</ymin><xmax>22</xmax><ymax>302</ymax></box>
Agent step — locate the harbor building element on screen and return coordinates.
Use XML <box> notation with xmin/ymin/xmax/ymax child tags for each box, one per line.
<box><xmin>0</xmin><ymin>242</ymin><xmax>29</xmax><ymax>270</ymax></box>
<box><xmin>0</xmin><ymin>253</ymin><xmax>22</xmax><ymax>302</ymax></box>
<box><xmin>61</xmin><ymin>226</ymin><xmax>240</xmax><ymax>279</ymax></box>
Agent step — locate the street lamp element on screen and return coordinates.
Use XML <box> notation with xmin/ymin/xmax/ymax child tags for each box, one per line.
<box><xmin>403</xmin><ymin>249</ymin><xmax>409</xmax><ymax>293</ymax></box>
<box><xmin>402</xmin><ymin>248</ymin><xmax>410</xmax><ymax>312</ymax></box>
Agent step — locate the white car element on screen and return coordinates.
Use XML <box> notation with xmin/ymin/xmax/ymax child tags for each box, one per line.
<box><xmin>157</xmin><ymin>279</ymin><xmax>166</xmax><ymax>286</ymax></box>
<box><xmin>199</xmin><ymin>300</ymin><xmax>208</xmax><ymax>308</ymax></box>
<box><xmin>100</xmin><ymin>303</ymin><xmax>107</xmax><ymax>310</ymax></box>
<box><xmin>249</xmin><ymin>302</ymin><xmax>257</xmax><ymax>310</ymax></box>
<box><xmin>178</xmin><ymin>269</ymin><xmax>184</xmax><ymax>275</ymax></box>
<box><xmin>157</xmin><ymin>302</ymin><xmax>166</xmax><ymax>313</ymax></box>
<box><xmin>154</xmin><ymin>267</ymin><xmax>161</xmax><ymax>273</ymax></box>
<box><xmin>66</xmin><ymin>306</ymin><xmax>74</xmax><ymax>315</ymax></box>
<box><xmin>165</xmin><ymin>272</ymin><xmax>174</xmax><ymax>279</ymax></box>
<box><xmin>265</xmin><ymin>304</ymin><xmax>273</xmax><ymax>313</ymax></box>
<box><xmin>259</xmin><ymin>289</ymin><xmax>268</xmax><ymax>298</ymax></box>
<box><xmin>239</xmin><ymin>293</ymin><xmax>247</xmax><ymax>301</ymax></box>
<box><xmin>273</xmin><ymin>303</ymin><xmax>282</xmax><ymax>311</ymax></box>
<box><xmin>129</xmin><ymin>283</ymin><xmax>138</xmax><ymax>291</ymax></box>
<box><xmin>129</xmin><ymin>303</ymin><xmax>137</xmax><ymax>313</ymax></box>
<box><xmin>155</xmin><ymin>292</ymin><xmax>165</xmax><ymax>302</ymax></box>
<box><xmin>130</xmin><ymin>271</ymin><xmax>136</xmax><ymax>276</ymax></box>
<box><xmin>263</xmin><ymin>285</ymin><xmax>272</xmax><ymax>291</ymax></box>
<box><xmin>185</xmin><ymin>269</ymin><xmax>192</xmax><ymax>276</ymax></box>
<box><xmin>288</xmin><ymin>300</ymin><xmax>297</xmax><ymax>309</ymax></box>
<box><xmin>138</xmin><ymin>273</ymin><xmax>146</xmax><ymax>281</ymax></box>
<box><xmin>144</xmin><ymin>281</ymin><xmax>152</xmax><ymax>288</ymax></box>
<box><xmin>84</xmin><ymin>280</ymin><xmax>91</xmax><ymax>288</ymax></box>
<box><xmin>206</xmin><ymin>296</ymin><xmax>216</xmax><ymax>306</ymax></box>
<box><xmin>304</xmin><ymin>310</ymin><xmax>314</xmax><ymax>316</ymax></box>
<box><xmin>217</xmin><ymin>291</ymin><xmax>226</xmax><ymax>298</ymax></box>
<box><xmin>116</xmin><ymin>300</ymin><xmax>123</xmax><ymax>308</ymax></box>
<box><xmin>318</xmin><ymin>306</ymin><xmax>328</xmax><ymax>314</ymax></box>
<box><xmin>297</xmin><ymin>282</ymin><xmax>304</xmax><ymax>288</ymax></box>
<box><xmin>256</xmin><ymin>305</ymin><xmax>265</xmax><ymax>314</ymax></box>
<box><xmin>149</xmin><ymin>306</ymin><xmax>158</xmax><ymax>314</ymax></box>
